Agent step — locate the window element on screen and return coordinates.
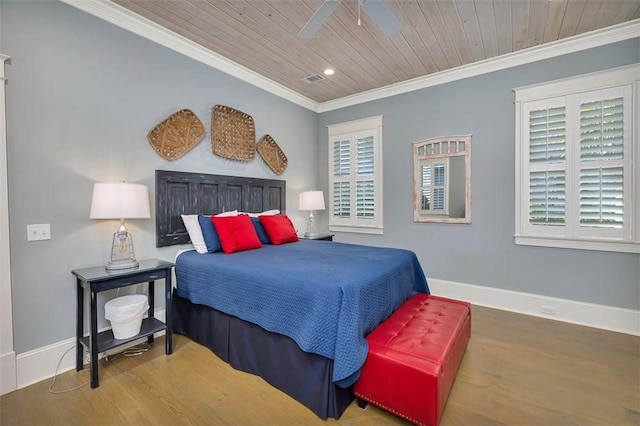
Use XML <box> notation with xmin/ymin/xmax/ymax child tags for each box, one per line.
<box><xmin>514</xmin><ymin>64</ymin><xmax>638</xmax><ymax>253</ymax></box>
<box><xmin>328</xmin><ymin>116</ymin><xmax>383</xmax><ymax>234</ymax></box>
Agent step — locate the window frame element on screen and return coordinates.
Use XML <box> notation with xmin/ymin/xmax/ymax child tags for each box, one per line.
<box><xmin>514</xmin><ymin>64</ymin><xmax>639</xmax><ymax>254</ymax></box>
<box><xmin>327</xmin><ymin>115</ymin><xmax>383</xmax><ymax>235</ymax></box>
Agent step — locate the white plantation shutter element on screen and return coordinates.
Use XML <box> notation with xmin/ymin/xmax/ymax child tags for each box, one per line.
<box><xmin>578</xmin><ymin>94</ymin><xmax>626</xmax><ymax>230</ymax></box>
<box><xmin>328</xmin><ymin>116</ymin><xmax>383</xmax><ymax>234</ymax></box>
<box><xmin>579</xmin><ymin>167</ymin><xmax>623</xmax><ymax>228</ymax></box>
<box><xmin>333</xmin><ymin>140</ymin><xmax>350</xmax><ymax>177</ymax></box>
<box><xmin>332</xmin><ymin>140</ymin><xmax>351</xmax><ymax>219</ymax></box>
<box><xmin>356</xmin><ymin>136</ymin><xmax>374</xmax><ymax>174</ymax></box>
<box><xmin>421</xmin><ymin>163</ymin><xmax>431</xmax><ymax>210</ymax></box>
<box><xmin>332</xmin><ymin>181</ymin><xmax>350</xmax><ymax>218</ymax></box>
<box><xmin>356</xmin><ymin>180</ymin><xmax>375</xmax><ymax>217</ymax></box>
<box><xmin>515</xmin><ymin>65</ymin><xmax>638</xmax><ymax>253</ymax></box>
<box><xmin>419</xmin><ymin>159</ymin><xmax>448</xmax><ymax>215</ymax></box>
<box><xmin>433</xmin><ymin>163</ymin><xmax>446</xmax><ymax>211</ymax></box>
<box><xmin>356</xmin><ymin>136</ymin><xmax>375</xmax><ymax>218</ymax></box>
<box><xmin>529</xmin><ymin>170</ymin><xmax>565</xmax><ymax>226</ymax></box>
<box><xmin>524</xmin><ymin>99</ymin><xmax>568</xmax><ymax>235</ymax></box>
<box><xmin>527</xmin><ymin>104</ymin><xmax>567</xmax><ymax>227</ymax></box>
<box><xmin>529</xmin><ymin>106</ymin><xmax>566</xmax><ymax>164</ymax></box>
<box><xmin>579</xmin><ymin>97</ymin><xmax>624</xmax><ymax>162</ymax></box>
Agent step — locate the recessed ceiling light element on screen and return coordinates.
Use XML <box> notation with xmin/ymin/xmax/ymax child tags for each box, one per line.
<box><xmin>323</xmin><ymin>68</ymin><xmax>335</xmax><ymax>76</ymax></box>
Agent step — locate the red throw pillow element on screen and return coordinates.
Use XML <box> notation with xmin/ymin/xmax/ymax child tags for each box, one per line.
<box><xmin>211</xmin><ymin>215</ymin><xmax>262</xmax><ymax>254</ymax></box>
<box><xmin>259</xmin><ymin>215</ymin><xmax>299</xmax><ymax>245</ymax></box>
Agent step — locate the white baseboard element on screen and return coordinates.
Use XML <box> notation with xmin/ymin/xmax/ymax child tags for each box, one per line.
<box><xmin>0</xmin><ymin>350</ymin><xmax>17</xmax><ymax>395</ymax></box>
<box><xmin>16</xmin><ymin>337</ymin><xmax>78</xmax><ymax>390</ymax></box>
<box><xmin>428</xmin><ymin>278</ymin><xmax>640</xmax><ymax>336</ymax></box>
<box><xmin>11</xmin><ymin>287</ymin><xmax>640</xmax><ymax>391</ymax></box>
<box><xmin>14</xmin><ymin>309</ymin><xmax>166</xmax><ymax>390</ymax></box>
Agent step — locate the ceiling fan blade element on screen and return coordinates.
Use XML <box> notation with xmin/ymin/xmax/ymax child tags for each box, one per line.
<box><xmin>361</xmin><ymin>0</ymin><xmax>402</xmax><ymax>36</ymax></box>
<box><xmin>298</xmin><ymin>0</ymin><xmax>342</xmax><ymax>39</ymax></box>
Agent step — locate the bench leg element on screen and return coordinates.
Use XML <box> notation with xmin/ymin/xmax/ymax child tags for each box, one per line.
<box><xmin>357</xmin><ymin>398</ymin><xmax>368</xmax><ymax>409</ymax></box>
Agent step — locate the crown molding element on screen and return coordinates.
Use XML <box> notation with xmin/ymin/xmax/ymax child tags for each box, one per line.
<box><xmin>60</xmin><ymin>1</ymin><xmax>639</xmax><ymax>114</ymax></box>
<box><xmin>317</xmin><ymin>19</ymin><xmax>640</xmax><ymax>112</ymax></box>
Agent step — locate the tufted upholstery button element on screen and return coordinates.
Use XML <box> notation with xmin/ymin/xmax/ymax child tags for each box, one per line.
<box><xmin>354</xmin><ymin>294</ymin><xmax>471</xmax><ymax>426</ymax></box>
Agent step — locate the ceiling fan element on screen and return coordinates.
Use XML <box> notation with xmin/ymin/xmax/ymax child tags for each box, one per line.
<box><xmin>298</xmin><ymin>0</ymin><xmax>402</xmax><ymax>39</ymax></box>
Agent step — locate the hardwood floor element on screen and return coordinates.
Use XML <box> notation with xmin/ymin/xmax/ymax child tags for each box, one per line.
<box><xmin>2</xmin><ymin>305</ymin><xmax>638</xmax><ymax>425</ymax></box>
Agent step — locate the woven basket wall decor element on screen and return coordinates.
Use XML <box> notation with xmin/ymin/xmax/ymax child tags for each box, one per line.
<box><xmin>211</xmin><ymin>105</ymin><xmax>256</xmax><ymax>161</ymax></box>
<box><xmin>147</xmin><ymin>109</ymin><xmax>205</xmax><ymax>160</ymax></box>
<box><xmin>257</xmin><ymin>134</ymin><xmax>288</xmax><ymax>175</ymax></box>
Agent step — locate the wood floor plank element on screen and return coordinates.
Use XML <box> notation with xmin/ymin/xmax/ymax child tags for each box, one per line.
<box><xmin>2</xmin><ymin>305</ymin><xmax>638</xmax><ymax>425</ymax></box>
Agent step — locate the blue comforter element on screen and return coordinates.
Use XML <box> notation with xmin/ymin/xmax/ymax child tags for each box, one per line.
<box><xmin>175</xmin><ymin>240</ymin><xmax>429</xmax><ymax>386</ymax></box>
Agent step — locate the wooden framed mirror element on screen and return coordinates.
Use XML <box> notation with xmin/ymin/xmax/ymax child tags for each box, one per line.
<box><xmin>413</xmin><ymin>135</ymin><xmax>471</xmax><ymax>224</ymax></box>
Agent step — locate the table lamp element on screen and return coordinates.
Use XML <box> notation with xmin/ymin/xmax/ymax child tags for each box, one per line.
<box><xmin>299</xmin><ymin>190</ymin><xmax>325</xmax><ymax>237</ymax></box>
<box><xmin>90</xmin><ymin>182</ymin><xmax>150</xmax><ymax>270</ymax></box>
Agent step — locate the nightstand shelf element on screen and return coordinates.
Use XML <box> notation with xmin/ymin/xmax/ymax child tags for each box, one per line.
<box><xmin>72</xmin><ymin>259</ymin><xmax>174</xmax><ymax>388</ymax></box>
<box><xmin>78</xmin><ymin>317</ymin><xmax>166</xmax><ymax>355</ymax></box>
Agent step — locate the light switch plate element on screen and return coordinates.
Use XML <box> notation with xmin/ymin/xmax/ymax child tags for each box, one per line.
<box><xmin>27</xmin><ymin>224</ymin><xmax>51</xmax><ymax>241</ymax></box>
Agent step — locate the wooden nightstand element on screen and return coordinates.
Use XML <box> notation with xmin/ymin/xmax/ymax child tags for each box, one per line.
<box><xmin>300</xmin><ymin>233</ymin><xmax>334</xmax><ymax>241</ymax></box>
<box><xmin>72</xmin><ymin>259</ymin><xmax>174</xmax><ymax>388</ymax></box>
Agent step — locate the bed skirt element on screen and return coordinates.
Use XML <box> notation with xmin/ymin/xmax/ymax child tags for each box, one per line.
<box><xmin>172</xmin><ymin>291</ymin><xmax>354</xmax><ymax>419</ymax></box>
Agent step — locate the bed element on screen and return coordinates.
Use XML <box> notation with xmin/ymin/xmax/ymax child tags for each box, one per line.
<box><xmin>156</xmin><ymin>170</ymin><xmax>429</xmax><ymax>419</ymax></box>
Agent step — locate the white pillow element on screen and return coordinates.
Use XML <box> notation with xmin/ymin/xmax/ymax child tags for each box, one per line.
<box><xmin>215</xmin><ymin>210</ymin><xmax>239</xmax><ymax>217</ymax></box>
<box><xmin>180</xmin><ymin>215</ymin><xmax>207</xmax><ymax>254</ymax></box>
<box><xmin>259</xmin><ymin>209</ymin><xmax>280</xmax><ymax>216</ymax></box>
<box><xmin>243</xmin><ymin>209</ymin><xmax>280</xmax><ymax>218</ymax></box>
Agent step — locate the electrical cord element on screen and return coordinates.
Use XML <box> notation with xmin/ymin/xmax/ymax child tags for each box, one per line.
<box><xmin>48</xmin><ymin>345</ymin><xmax>88</xmax><ymax>394</ymax></box>
<box><xmin>104</xmin><ymin>343</ymin><xmax>151</xmax><ymax>362</ymax></box>
<box><xmin>48</xmin><ymin>342</ymin><xmax>151</xmax><ymax>394</ymax></box>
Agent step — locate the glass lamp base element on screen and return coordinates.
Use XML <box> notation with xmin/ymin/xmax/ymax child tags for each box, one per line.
<box><xmin>304</xmin><ymin>211</ymin><xmax>318</xmax><ymax>237</ymax></box>
<box><xmin>106</xmin><ymin>227</ymin><xmax>139</xmax><ymax>270</ymax></box>
<box><xmin>105</xmin><ymin>259</ymin><xmax>140</xmax><ymax>271</ymax></box>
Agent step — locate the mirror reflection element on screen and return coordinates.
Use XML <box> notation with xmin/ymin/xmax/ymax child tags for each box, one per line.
<box><xmin>413</xmin><ymin>135</ymin><xmax>471</xmax><ymax>224</ymax></box>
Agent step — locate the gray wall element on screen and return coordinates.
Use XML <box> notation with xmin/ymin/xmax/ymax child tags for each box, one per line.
<box><xmin>2</xmin><ymin>1</ymin><xmax>639</xmax><ymax>356</ymax></box>
<box><xmin>318</xmin><ymin>39</ymin><xmax>640</xmax><ymax>311</ymax></box>
<box><xmin>2</xmin><ymin>1</ymin><xmax>318</xmax><ymax>354</ymax></box>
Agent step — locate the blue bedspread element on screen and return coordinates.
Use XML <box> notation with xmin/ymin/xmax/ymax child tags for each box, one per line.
<box><xmin>175</xmin><ymin>240</ymin><xmax>429</xmax><ymax>386</ymax></box>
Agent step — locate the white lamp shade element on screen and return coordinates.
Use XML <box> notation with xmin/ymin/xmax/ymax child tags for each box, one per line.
<box><xmin>90</xmin><ymin>183</ymin><xmax>151</xmax><ymax>219</ymax></box>
<box><xmin>299</xmin><ymin>191</ymin><xmax>325</xmax><ymax>211</ymax></box>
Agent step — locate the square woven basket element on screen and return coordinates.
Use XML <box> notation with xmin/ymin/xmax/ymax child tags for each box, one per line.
<box><xmin>211</xmin><ymin>105</ymin><xmax>256</xmax><ymax>161</ymax></box>
<box><xmin>257</xmin><ymin>134</ymin><xmax>288</xmax><ymax>175</ymax></box>
<box><xmin>147</xmin><ymin>109</ymin><xmax>205</xmax><ymax>160</ymax></box>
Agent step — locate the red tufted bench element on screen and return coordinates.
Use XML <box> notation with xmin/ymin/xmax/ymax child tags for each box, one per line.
<box><xmin>354</xmin><ymin>294</ymin><xmax>471</xmax><ymax>426</ymax></box>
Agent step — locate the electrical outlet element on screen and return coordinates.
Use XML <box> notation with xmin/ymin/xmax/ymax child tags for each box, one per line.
<box><xmin>27</xmin><ymin>223</ymin><xmax>51</xmax><ymax>241</ymax></box>
<box><xmin>541</xmin><ymin>305</ymin><xmax>556</xmax><ymax>315</ymax></box>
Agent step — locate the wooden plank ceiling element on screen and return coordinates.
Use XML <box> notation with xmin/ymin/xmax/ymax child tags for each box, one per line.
<box><xmin>112</xmin><ymin>0</ymin><xmax>640</xmax><ymax>103</ymax></box>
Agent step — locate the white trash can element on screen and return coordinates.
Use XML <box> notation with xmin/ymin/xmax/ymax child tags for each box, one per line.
<box><xmin>104</xmin><ymin>294</ymin><xmax>149</xmax><ymax>339</ymax></box>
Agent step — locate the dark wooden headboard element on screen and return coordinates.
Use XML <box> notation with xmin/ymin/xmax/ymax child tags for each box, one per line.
<box><xmin>155</xmin><ymin>170</ymin><xmax>286</xmax><ymax>247</ymax></box>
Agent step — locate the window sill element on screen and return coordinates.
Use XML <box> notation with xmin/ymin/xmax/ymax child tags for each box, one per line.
<box><xmin>329</xmin><ymin>225</ymin><xmax>383</xmax><ymax>235</ymax></box>
<box><xmin>514</xmin><ymin>235</ymin><xmax>640</xmax><ymax>254</ymax></box>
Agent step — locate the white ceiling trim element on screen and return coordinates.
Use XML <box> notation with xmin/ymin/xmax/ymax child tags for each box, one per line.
<box><xmin>61</xmin><ymin>1</ymin><xmax>639</xmax><ymax>114</ymax></box>
<box><xmin>318</xmin><ymin>19</ymin><xmax>640</xmax><ymax>113</ymax></box>
<box><xmin>59</xmin><ymin>0</ymin><xmax>319</xmax><ymax>111</ymax></box>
